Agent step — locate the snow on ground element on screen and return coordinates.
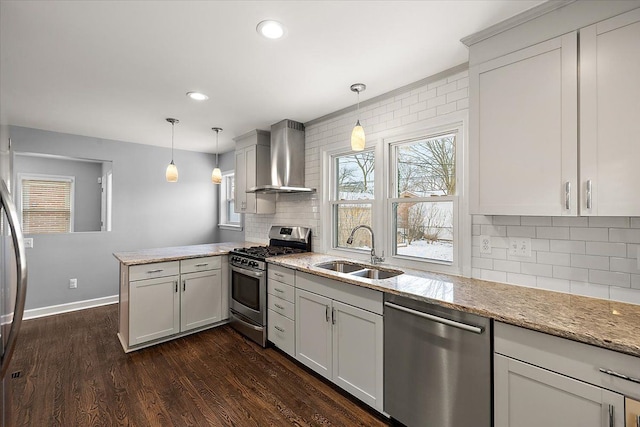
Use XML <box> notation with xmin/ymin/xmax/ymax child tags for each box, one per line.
<box><xmin>397</xmin><ymin>240</ymin><xmax>453</xmax><ymax>262</ymax></box>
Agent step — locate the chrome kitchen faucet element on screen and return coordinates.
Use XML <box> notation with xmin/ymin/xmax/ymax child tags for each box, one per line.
<box><xmin>346</xmin><ymin>225</ymin><xmax>385</xmax><ymax>265</ymax></box>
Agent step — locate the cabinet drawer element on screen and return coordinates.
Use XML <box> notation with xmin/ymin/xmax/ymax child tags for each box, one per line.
<box><xmin>268</xmin><ymin>295</ymin><xmax>295</xmax><ymax>320</ymax></box>
<box><xmin>268</xmin><ymin>264</ymin><xmax>295</xmax><ymax>286</ymax></box>
<box><xmin>181</xmin><ymin>256</ymin><xmax>221</xmax><ymax>274</ymax></box>
<box><xmin>130</xmin><ymin>261</ymin><xmax>180</xmax><ymax>281</ymax></box>
<box><xmin>268</xmin><ymin>280</ymin><xmax>294</xmax><ymax>303</ymax></box>
<box><xmin>268</xmin><ymin>309</ymin><xmax>295</xmax><ymax>356</ymax></box>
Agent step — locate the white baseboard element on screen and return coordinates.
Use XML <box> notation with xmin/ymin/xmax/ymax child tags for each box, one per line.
<box><xmin>23</xmin><ymin>295</ymin><xmax>118</xmax><ymax>320</ymax></box>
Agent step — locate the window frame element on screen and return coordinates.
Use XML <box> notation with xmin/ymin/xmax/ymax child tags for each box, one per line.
<box><xmin>218</xmin><ymin>170</ymin><xmax>243</xmax><ymax>231</ymax></box>
<box><xmin>17</xmin><ymin>172</ymin><xmax>75</xmax><ymax>234</ymax></box>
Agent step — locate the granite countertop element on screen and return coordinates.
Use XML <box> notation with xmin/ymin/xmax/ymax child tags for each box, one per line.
<box><xmin>113</xmin><ymin>242</ymin><xmax>253</xmax><ymax>265</ymax></box>
<box><xmin>267</xmin><ymin>252</ymin><xmax>640</xmax><ymax>358</ymax></box>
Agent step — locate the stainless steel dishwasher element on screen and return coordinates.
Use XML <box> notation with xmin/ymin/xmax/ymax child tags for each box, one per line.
<box><xmin>384</xmin><ymin>294</ymin><xmax>492</xmax><ymax>427</ymax></box>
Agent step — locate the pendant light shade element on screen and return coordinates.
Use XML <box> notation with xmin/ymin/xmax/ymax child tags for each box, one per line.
<box><xmin>212</xmin><ymin>127</ymin><xmax>223</xmax><ymax>184</ymax></box>
<box><xmin>350</xmin><ymin>83</ymin><xmax>366</xmax><ymax>151</ymax></box>
<box><xmin>166</xmin><ymin>118</ymin><xmax>179</xmax><ymax>182</ymax></box>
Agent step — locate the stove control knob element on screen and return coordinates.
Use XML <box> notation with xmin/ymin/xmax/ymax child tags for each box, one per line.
<box><xmin>241</xmin><ymin>258</ymin><xmax>248</xmax><ymax>264</ymax></box>
<box><xmin>248</xmin><ymin>261</ymin><xmax>257</xmax><ymax>268</ymax></box>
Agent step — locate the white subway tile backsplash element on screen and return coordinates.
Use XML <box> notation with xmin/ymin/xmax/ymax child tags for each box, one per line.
<box><xmin>480</xmin><ymin>247</ymin><xmax>507</xmax><ymax>260</ymax></box>
<box><xmin>537</xmin><ymin>252</ymin><xmax>571</xmax><ymax>266</ymax></box>
<box><xmin>609</xmin><ymin>257</ymin><xmax>640</xmax><ymax>274</ymax></box>
<box><xmin>472</xmin><ymin>225</ymin><xmax>481</xmax><ymax>236</ymax></box>
<box><xmin>588</xmin><ymin>270</ymin><xmax>630</xmax><ymax>288</ymax></box>
<box><xmin>631</xmin><ymin>274</ymin><xmax>640</xmax><ymax>290</ymax></box>
<box><xmin>480</xmin><ymin>225</ymin><xmax>506</xmax><ymax>237</ymax></box>
<box><xmin>570</xmin><ymin>282</ymin><xmax>610</xmax><ymax>299</ymax></box>
<box><xmin>569</xmin><ymin>227</ymin><xmax>609</xmax><ymax>242</ymax></box>
<box><xmin>588</xmin><ymin>217</ymin><xmax>629</xmax><ymax>228</ymax></box>
<box><xmin>630</xmin><ymin>218</ymin><xmax>640</xmax><ymax>228</ymax></box>
<box><xmin>493</xmin><ymin>259</ymin><xmax>521</xmax><ymax>273</ymax></box>
<box><xmin>472</xmin><ymin>257</ymin><xmax>493</xmax><ymax>270</ymax></box>
<box><xmin>521</xmin><ymin>262</ymin><xmax>553</xmax><ymax>278</ymax></box>
<box><xmin>610</xmin><ymin>228</ymin><xmax>640</xmax><ymax>243</ymax></box>
<box><xmin>552</xmin><ymin>265</ymin><xmax>588</xmax><ymax>282</ymax></box>
<box><xmin>493</xmin><ymin>216</ymin><xmax>521</xmax><ymax>226</ymax></box>
<box><xmin>472</xmin><ymin>215</ymin><xmax>492</xmax><ymax>225</ymax></box>
<box><xmin>537</xmin><ymin>277</ymin><xmax>571</xmax><ymax>293</ymax></box>
<box><xmin>426</xmin><ymin>95</ymin><xmax>446</xmax><ymax>109</ymax></box>
<box><xmin>478</xmin><ymin>269</ymin><xmax>507</xmax><ymax>283</ymax></box>
<box><xmin>585</xmin><ymin>242</ymin><xmax>627</xmax><ymax>257</ymax></box>
<box><xmin>506</xmin><ymin>226</ymin><xmax>536</xmax><ymax>238</ymax></box>
<box><xmin>570</xmin><ymin>254</ymin><xmax>609</xmax><ymax>271</ymax></box>
<box><xmin>531</xmin><ymin>239</ymin><xmax>550</xmax><ymax>252</ymax></box>
<box><xmin>610</xmin><ymin>287</ymin><xmax>640</xmax><ymax>305</ymax></box>
<box><xmin>537</xmin><ymin>227</ymin><xmax>570</xmax><ymax>240</ymax></box>
<box><xmin>549</xmin><ymin>240</ymin><xmax>585</xmax><ymax>254</ymax></box>
<box><xmin>552</xmin><ymin>217</ymin><xmax>589</xmax><ymax>227</ymax></box>
<box><xmin>521</xmin><ymin>216</ymin><xmax>553</xmax><ymax>226</ymax></box>
<box><xmin>506</xmin><ymin>273</ymin><xmax>537</xmax><ymax>287</ymax></box>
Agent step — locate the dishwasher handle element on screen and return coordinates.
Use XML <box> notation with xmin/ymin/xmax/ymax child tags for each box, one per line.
<box><xmin>385</xmin><ymin>301</ymin><xmax>484</xmax><ymax>334</ymax></box>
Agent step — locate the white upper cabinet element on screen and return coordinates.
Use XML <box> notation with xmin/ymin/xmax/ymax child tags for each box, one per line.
<box><xmin>469</xmin><ymin>6</ymin><xmax>640</xmax><ymax>217</ymax></box>
<box><xmin>470</xmin><ymin>32</ymin><xmax>578</xmax><ymax>216</ymax></box>
<box><xmin>233</xmin><ymin>130</ymin><xmax>275</xmax><ymax>215</ymax></box>
<box><xmin>579</xmin><ymin>9</ymin><xmax>640</xmax><ymax>216</ymax></box>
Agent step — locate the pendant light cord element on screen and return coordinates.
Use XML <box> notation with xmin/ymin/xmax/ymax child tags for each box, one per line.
<box><xmin>171</xmin><ymin>122</ymin><xmax>175</xmax><ymax>161</ymax></box>
<box><xmin>215</xmin><ymin>130</ymin><xmax>219</xmax><ymax>167</ymax></box>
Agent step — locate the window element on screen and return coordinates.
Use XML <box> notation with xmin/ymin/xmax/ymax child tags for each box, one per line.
<box><xmin>219</xmin><ymin>172</ymin><xmax>241</xmax><ymax>229</ymax></box>
<box><xmin>389</xmin><ymin>130</ymin><xmax>458</xmax><ymax>264</ymax></box>
<box><xmin>330</xmin><ymin>151</ymin><xmax>375</xmax><ymax>250</ymax></box>
<box><xmin>18</xmin><ymin>174</ymin><xmax>75</xmax><ymax>234</ymax></box>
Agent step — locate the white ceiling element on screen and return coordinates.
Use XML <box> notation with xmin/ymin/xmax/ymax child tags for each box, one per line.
<box><xmin>0</xmin><ymin>1</ymin><xmax>544</xmax><ymax>154</ymax></box>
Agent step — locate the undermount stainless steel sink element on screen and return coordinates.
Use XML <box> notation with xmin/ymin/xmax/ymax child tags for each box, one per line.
<box><xmin>349</xmin><ymin>268</ymin><xmax>403</xmax><ymax>280</ymax></box>
<box><xmin>314</xmin><ymin>261</ymin><xmax>366</xmax><ymax>273</ymax></box>
<box><xmin>314</xmin><ymin>261</ymin><xmax>403</xmax><ymax>280</ymax></box>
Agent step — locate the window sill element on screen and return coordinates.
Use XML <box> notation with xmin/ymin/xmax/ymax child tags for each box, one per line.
<box><xmin>218</xmin><ymin>224</ymin><xmax>243</xmax><ymax>231</ymax></box>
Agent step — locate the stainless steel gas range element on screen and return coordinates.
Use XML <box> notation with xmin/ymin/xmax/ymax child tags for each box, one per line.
<box><xmin>229</xmin><ymin>226</ymin><xmax>311</xmax><ymax>347</ymax></box>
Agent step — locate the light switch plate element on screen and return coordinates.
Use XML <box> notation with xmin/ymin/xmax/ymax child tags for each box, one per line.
<box><xmin>479</xmin><ymin>235</ymin><xmax>492</xmax><ymax>254</ymax></box>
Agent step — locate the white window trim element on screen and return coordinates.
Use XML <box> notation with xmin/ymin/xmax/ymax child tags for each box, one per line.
<box><xmin>17</xmin><ymin>172</ymin><xmax>76</xmax><ymax>233</ymax></box>
<box><xmin>218</xmin><ymin>170</ymin><xmax>243</xmax><ymax>231</ymax></box>
<box><xmin>321</xmin><ymin>110</ymin><xmax>471</xmax><ymax>276</ymax></box>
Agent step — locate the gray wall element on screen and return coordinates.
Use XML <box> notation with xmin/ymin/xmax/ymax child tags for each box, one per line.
<box><xmin>216</xmin><ymin>150</ymin><xmax>245</xmax><ymax>243</ymax></box>
<box><xmin>10</xmin><ymin>126</ymin><xmax>221</xmax><ymax>310</ymax></box>
<box><xmin>14</xmin><ymin>154</ymin><xmax>103</xmax><ymax>232</ymax></box>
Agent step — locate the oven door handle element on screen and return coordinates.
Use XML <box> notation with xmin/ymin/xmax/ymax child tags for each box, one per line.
<box><xmin>231</xmin><ymin>265</ymin><xmax>264</xmax><ymax>278</ymax></box>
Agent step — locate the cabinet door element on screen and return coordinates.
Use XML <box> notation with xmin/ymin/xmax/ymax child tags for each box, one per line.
<box><xmin>234</xmin><ymin>149</ymin><xmax>246</xmax><ymax>213</ymax></box>
<box><xmin>580</xmin><ymin>9</ymin><xmax>640</xmax><ymax>216</ymax></box>
<box><xmin>332</xmin><ymin>301</ymin><xmax>383</xmax><ymax>411</ymax></box>
<box><xmin>129</xmin><ymin>275</ymin><xmax>180</xmax><ymax>345</ymax></box>
<box><xmin>495</xmin><ymin>354</ymin><xmax>624</xmax><ymax>427</ymax></box>
<box><xmin>470</xmin><ymin>32</ymin><xmax>578</xmax><ymax>215</ymax></box>
<box><xmin>244</xmin><ymin>145</ymin><xmax>257</xmax><ymax>213</ymax></box>
<box><xmin>295</xmin><ymin>289</ymin><xmax>332</xmax><ymax>378</ymax></box>
<box><xmin>180</xmin><ymin>270</ymin><xmax>222</xmax><ymax>332</ymax></box>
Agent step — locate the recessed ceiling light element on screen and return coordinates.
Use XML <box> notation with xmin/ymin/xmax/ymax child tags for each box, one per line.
<box><xmin>257</xmin><ymin>20</ymin><xmax>285</xmax><ymax>39</ymax></box>
<box><xmin>186</xmin><ymin>92</ymin><xmax>209</xmax><ymax>101</ymax></box>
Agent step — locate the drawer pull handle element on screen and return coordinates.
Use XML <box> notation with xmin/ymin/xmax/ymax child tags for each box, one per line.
<box><xmin>598</xmin><ymin>368</ymin><xmax>640</xmax><ymax>384</ymax></box>
<box><xmin>274</xmin><ymin>304</ymin><xmax>285</xmax><ymax>310</ymax></box>
<box><xmin>326</xmin><ymin>305</ymin><xmax>330</xmax><ymax>322</ymax></box>
<box><xmin>183</xmin><ymin>280</ymin><xmax>186</xmax><ymax>292</ymax></box>
<box><xmin>565</xmin><ymin>181</ymin><xmax>571</xmax><ymax>210</ymax></box>
<box><xmin>147</xmin><ymin>269</ymin><xmax>163</xmax><ymax>274</ymax></box>
<box><xmin>274</xmin><ymin>272</ymin><xmax>284</xmax><ymax>278</ymax></box>
<box><xmin>174</xmin><ymin>281</ymin><xmax>178</xmax><ymax>293</ymax></box>
<box><xmin>608</xmin><ymin>404</ymin><xmax>614</xmax><ymax>427</ymax></box>
<box><xmin>274</xmin><ymin>326</ymin><xmax>285</xmax><ymax>333</ymax></box>
<box><xmin>586</xmin><ymin>179</ymin><xmax>592</xmax><ymax>210</ymax></box>
<box><xmin>195</xmin><ymin>263</ymin><xmax>209</xmax><ymax>267</ymax></box>
<box><xmin>274</xmin><ymin>288</ymin><xmax>284</xmax><ymax>293</ymax></box>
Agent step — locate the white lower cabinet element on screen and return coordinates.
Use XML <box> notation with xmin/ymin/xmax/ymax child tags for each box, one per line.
<box><xmin>180</xmin><ymin>269</ymin><xmax>222</xmax><ymax>332</ymax></box>
<box><xmin>120</xmin><ymin>255</ymin><xmax>228</xmax><ymax>351</ymax></box>
<box><xmin>129</xmin><ymin>274</ymin><xmax>180</xmax><ymax>346</ymax></box>
<box><xmin>495</xmin><ymin>354</ymin><xmax>624</xmax><ymax>427</ymax></box>
<box><xmin>295</xmin><ymin>272</ymin><xmax>383</xmax><ymax>412</ymax></box>
<box><xmin>494</xmin><ymin>322</ymin><xmax>637</xmax><ymax>427</ymax></box>
<box><xmin>267</xmin><ymin>264</ymin><xmax>296</xmax><ymax>357</ymax></box>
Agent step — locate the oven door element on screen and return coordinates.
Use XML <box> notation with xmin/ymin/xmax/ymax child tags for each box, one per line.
<box><xmin>230</xmin><ymin>264</ymin><xmax>266</xmax><ymax>326</ymax></box>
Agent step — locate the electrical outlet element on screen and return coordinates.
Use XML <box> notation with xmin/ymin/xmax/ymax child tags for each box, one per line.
<box><xmin>24</xmin><ymin>238</ymin><xmax>33</xmax><ymax>248</ymax></box>
<box><xmin>509</xmin><ymin>238</ymin><xmax>531</xmax><ymax>257</ymax></box>
<box><xmin>479</xmin><ymin>235</ymin><xmax>492</xmax><ymax>254</ymax></box>
<box><xmin>69</xmin><ymin>278</ymin><xmax>77</xmax><ymax>289</ymax></box>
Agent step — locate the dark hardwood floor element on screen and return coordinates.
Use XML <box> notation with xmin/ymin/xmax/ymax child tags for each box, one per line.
<box><xmin>9</xmin><ymin>304</ymin><xmax>390</xmax><ymax>426</ymax></box>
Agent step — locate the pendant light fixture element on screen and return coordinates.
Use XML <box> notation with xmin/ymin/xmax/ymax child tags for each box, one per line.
<box><xmin>165</xmin><ymin>118</ymin><xmax>179</xmax><ymax>182</ymax></box>
<box><xmin>350</xmin><ymin>83</ymin><xmax>366</xmax><ymax>151</ymax></box>
<box><xmin>211</xmin><ymin>127</ymin><xmax>223</xmax><ymax>184</ymax></box>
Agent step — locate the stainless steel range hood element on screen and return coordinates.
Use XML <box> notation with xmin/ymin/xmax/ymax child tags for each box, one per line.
<box><xmin>248</xmin><ymin>119</ymin><xmax>315</xmax><ymax>193</ymax></box>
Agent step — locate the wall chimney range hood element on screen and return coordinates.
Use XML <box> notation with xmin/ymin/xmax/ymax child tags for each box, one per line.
<box><xmin>248</xmin><ymin>119</ymin><xmax>315</xmax><ymax>193</ymax></box>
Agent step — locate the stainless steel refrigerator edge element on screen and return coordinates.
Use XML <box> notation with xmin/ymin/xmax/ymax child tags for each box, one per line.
<box><xmin>384</xmin><ymin>294</ymin><xmax>492</xmax><ymax>427</ymax></box>
<box><xmin>0</xmin><ymin>125</ymin><xmax>28</xmax><ymax>426</ymax></box>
